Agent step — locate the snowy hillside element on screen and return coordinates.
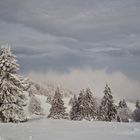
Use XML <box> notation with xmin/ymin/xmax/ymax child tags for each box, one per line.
<box><xmin>0</xmin><ymin>118</ymin><xmax>140</xmax><ymax>140</ymax></box>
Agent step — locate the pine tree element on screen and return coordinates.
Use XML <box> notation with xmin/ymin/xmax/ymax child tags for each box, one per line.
<box><xmin>133</xmin><ymin>100</ymin><xmax>140</xmax><ymax>122</ymax></box>
<box><xmin>70</xmin><ymin>88</ymin><xmax>98</xmax><ymax>121</ymax></box>
<box><xmin>77</xmin><ymin>89</ymin><xmax>85</xmax><ymax>120</ymax></box>
<box><xmin>117</xmin><ymin>99</ymin><xmax>132</xmax><ymax>122</ymax></box>
<box><xmin>0</xmin><ymin>46</ymin><xmax>27</xmax><ymax>123</ymax></box>
<box><xmin>98</xmin><ymin>84</ymin><xmax>117</xmax><ymax>121</ymax></box>
<box><xmin>69</xmin><ymin>94</ymin><xmax>81</xmax><ymax>120</ymax></box>
<box><xmin>84</xmin><ymin>88</ymin><xmax>97</xmax><ymax>120</ymax></box>
<box><xmin>78</xmin><ymin>88</ymin><xmax>97</xmax><ymax>121</ymax></box>
<box><xmin>47</xmin><ymin>88</ymin><xmax>68</xmax><ymax>119</ymax></box>
<box><xmin>118</xmin><ymin>99</ymin><xmax>127</xmax><ymax>108</ymax></box>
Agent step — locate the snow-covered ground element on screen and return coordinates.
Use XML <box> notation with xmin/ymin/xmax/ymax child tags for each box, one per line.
<box><xmin>0</xmin><ymin>118</ymin><xmax>140</xmax><ymax>140</ymax></box>
<box><xmin>0</xmin><ymin>92</ymin><xmax>139</xmax><ymax>140</ymax></box>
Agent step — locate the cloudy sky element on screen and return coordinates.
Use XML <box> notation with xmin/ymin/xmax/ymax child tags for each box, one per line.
<box><xmin>0</xmin><ymin>0</ymin><xmax>140</xmax><ymax>101</ymax></box>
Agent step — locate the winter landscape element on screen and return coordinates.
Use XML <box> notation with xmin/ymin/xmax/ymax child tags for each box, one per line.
<box><xmin>0</xmin><ymin>0</ymin><xmax>140</xmax><ymax>140</ymax></box>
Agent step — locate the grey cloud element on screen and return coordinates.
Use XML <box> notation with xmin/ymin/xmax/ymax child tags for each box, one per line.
<box><xmin>0</xmin><ymin>0</ymin><xmax>140</xmax><ymax>83</ymax></box>
<box><xmin>0</xmin><ymin>0</ymin><xmax>140</xmax><ymax>42</ymax></box>
<box><xmin>18</xmin><ymin>50</ymin><xmax>93</xmax><ymax>74</ymax></box>
<box><xmin>100</xmin><ymin>49</ymin><xmax>126</xmax><ymax>57</ymax></box>
<box><xmin>128</xmin><ymin>49</ymin><xmax>140</xmax><ymax>57</ymax></box>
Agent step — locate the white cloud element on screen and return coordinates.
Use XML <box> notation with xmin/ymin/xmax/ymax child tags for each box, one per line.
<box><xmin>28</xmin><ymin>69</ymin><xmax>140</xmax><ymax>103</ymax></box>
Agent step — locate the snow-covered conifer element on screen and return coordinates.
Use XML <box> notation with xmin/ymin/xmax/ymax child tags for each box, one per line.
<box><xmin>0</xmin><ymin>46</ymin><xmax>27</xmax><ymax>123</ymax></box>
<box><xmin>117</xmin><ymin>99</ymin><xmax>132</xmax><ymax>122</ymax></box>
<box><xmin>84</xmin><ymin>88</ymin><xmax>97</xmax><ymax>120</ymax></box>
<box><xmin>69</xmin><ymin>94</ymin><xmax>80</xmax><ymax>120</ymax></box>
<box><xmin>118</xmin><ymin>99</ymin><xmax>127</xmax><ymax>108</ymax></box>
<box><xmin>72</xmin><ymin>88</ymin><xmax>97</xmax><ymax>121</ymax></box>
<box><xmin>0</xmin><ymin>46</ymin><xmax>18</xmax><ymax>74</ymax></box>
<box><xmin>98</xmin><ymin>84</ymin><xmax>117</xmax><ymax>121</ymax></box>
<box><xmin>77</xmin><ymin>89</ymin><xmax>85</xmax><ymax>120</ymax></box>
<box><xmin>28</xmin><ymin>95</ymin><xmax>43</xmax><ymax>115</ymax></box>
<box><xmin>48</xmin><ymin>88</ymin><xmax>68</xmax><ymax>119</ymax></box>
<box><xmin>133</xmin><ymin>100</ymin><xmax>140</xmax><ymax>122</ymax></box>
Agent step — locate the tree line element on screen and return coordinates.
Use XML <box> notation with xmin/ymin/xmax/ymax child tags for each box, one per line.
<box><xmin>48</xmin><ymin>85</ymin><xmax>140</xmax><ymax>122</ymax></box>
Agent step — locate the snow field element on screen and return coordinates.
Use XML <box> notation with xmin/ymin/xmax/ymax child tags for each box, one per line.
<box><xmin>0</xmin><ymin>118</ymin><xmax>140</xmax><ymax>140</ymax></box>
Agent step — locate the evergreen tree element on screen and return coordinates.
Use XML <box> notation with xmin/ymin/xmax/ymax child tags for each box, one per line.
<box><xmin>70</xmin><ymin>88</ymin><xmax>97</xmax><ymax>121</ymax></box>
<box><xmin>98</xmin><ymin>84</ymin><xmax>117</xmax><ymax>121</ymax></box>
<box><xmin>77</xmin><ymin>89</ymin><xmax>85</xmax><ymax>120</ymax></box>
<box><xmin>133</xmin><ymin>100</ymin><xmax>140</xmax><ymax>122</ymax></box>
<box><xmin>118</xmin><ymin>99</ymin><xmax>127</xmax><ymax>108</ymax></box>
<box><xmin>48</xmin><ymin>88</ymin><xmax>68</xmax><ymax>119</ymax></box>
<box><xmin>82</xmin><ymin>88</ymin><xmax>97</xmax><ymax>120</ymax></box>
<box><xmin>0</xmin><ymin>46</ymin><xmax>27</xmax><ymax>123</ymax></box>
<box><xmin>69</xmin><ymin>94</ymin><xmax>81</xmax><ymax>120</ymax></box>
<box><xmin>117</xmin><ymin>99</ymin><xmax>132</xmax><ymax>122</ymax></box>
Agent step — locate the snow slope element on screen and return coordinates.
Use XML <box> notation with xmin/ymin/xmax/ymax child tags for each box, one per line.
<box><xmin>0</xmin><ymin>118</ymin><xmax>140</xmax><ymax>140</ymax></box>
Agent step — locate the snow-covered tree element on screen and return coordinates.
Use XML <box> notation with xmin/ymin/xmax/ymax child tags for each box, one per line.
<box><xmin>117</xmin><ymin>99</ymin><xmax>132</xmax><ymax>122</ymax></box>
<box><xmin>70</xmin><ymin>88</ymin><xmax>97</xmax><ymax>121</ymax></box>
<box><xmin>28</xmin><ymin>95</ymin><xmax>44</xmax><ymax>115</ymax></box>
<box><xmin>77</xmin><ymin>89</ymin><xmax>85</xmax><ymax>120</ymax></box>
<box><xmin>98</xmin><ymin>84</ymin><xmax>117</xmax><ymax>121</ymax></box>
<box><xmin>48</xmin><ymin>88</ymin><xmax>68</xmax><ymax>119</ymax></box>
<box><xmin>0</xmin><ymin>46</ymin><xmax>27</xmax><ymax>123</ymax></box>
<box><xmin>133</xmin><ymin>100</ymin><xmax>140</xmax><ymax>122</ymax></box>
<box><xmin>69</xmin><ymin>94</ymin><xmax>81</xmax><ymax>120</ymax></box>
<box><xmin>69</xmin><ymin>90</ymin><xmax>86</xmax><ymax>121</ymax></box>
<box><xmin>80</xmin><ymin>88</ymin><xmax>97</xmax><ymax>120</ymax></box>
